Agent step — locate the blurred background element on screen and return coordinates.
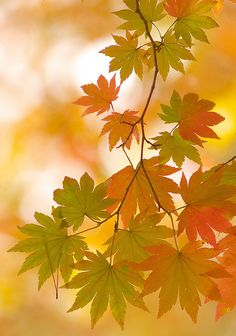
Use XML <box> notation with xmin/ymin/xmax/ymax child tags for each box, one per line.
<box><xmin>1</xmin><ymin>0</ymin><xmax>236</xmax><ymax>335</ymax></box>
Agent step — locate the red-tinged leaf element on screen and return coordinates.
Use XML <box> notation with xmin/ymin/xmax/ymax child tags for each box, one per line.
<box><xmin>135</xmin><ymin>241</ymin><xmax>228</xmax><ymax>322</ymax></box>
<box><xmin>107</xmin><ymin>157</ymin><xmax>180</xmax><ymax>227</ymax></box>
<box><xmin>164</xmin><ymin>0</ymin><xmax>217</xmax><ymax>18</ymax></box>
<box><xmin>178</xmin><ymin>169</ymin><xmax>236</xmax><ymax>246</ymax></box>
<box><xmin>74</xmin><ymin>75</ymin><xmax>120</xmax><ymax>116</ymax></box>
<box><xmin>215</xmin><ymin>232</ymin><xmax>236</xmax><ymax>319</ymax></box>
<box><xmin>101</xmin><ymin>110</ymin><xmax>140</xmax><ymax>151</ymax></box>
<box><xmin>159</xmin><ymin>91</ymin><xmax>225</xmax><ymax>146</ymax></box>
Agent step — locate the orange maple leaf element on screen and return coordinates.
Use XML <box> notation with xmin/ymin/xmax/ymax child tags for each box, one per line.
<box><xmin>159</xmin><ymin>91</ymin><xmax>225</xmax><ymax>146</ymax></box>
<box><xmin>107</xmin><ymin>157</ymin><xmax>180</xmax><ymax>227</ymax></box>
<box><xmin>215</xmin><ymin>232</ymin><xmax>236</xmax><ymax>319</ymax></box>
<box><xmin>74</xmin><ymin>75</ymin><xmax>120</xmax><ymax>116</ymax></box>
<box><xmin>164</xmin><ymin>0</ymin><xmax>217</xmax><ymax>17</ymax></box>
<box><xmin>178</xmin><ymin>168</ymin><xmax>236</xmax><ymax>246</ymax></box>
<box><xmin>135</xmin><ymin>241</ymin><xmax>228</xmax><ymax>322</ymax></box>
<box><xmin>101</xmin><ymin>110</ymin><xmax>140</xmax><ymax>151</ymax></box>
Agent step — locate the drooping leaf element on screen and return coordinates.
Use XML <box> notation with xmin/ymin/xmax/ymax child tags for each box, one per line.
<box><xmin>100</xmin><ymin>31</ymin><xmax>146</xmax><ymax>82</ymax></box>
<box><xmin>159</xmin><ymin>90</ymin><xmax>225</xmax><ymax>146</ymax></box>
<box><xmin>65</xmin><ymin>251</ymin><xmax>147</xmax><ymax>329</ymax></box>
<box><xmin>54</xmin><ymin>173</ymin><xmax>115</xmax><ymax>231</ymax></box>
<box><xmin>101</xmin><ymin>110</ymin><xmax>140</xmax><ymax>150</ymax></box>
<box><xmin>178</xmin><ymin>168</ymin><xmax>236</xmax><ymax>246</ymax></box>
<box><xmin>9</xmin><ymin>212</ymin><xmax>87</xmax><ymax>288</ymax></box>
<box><xmin>151</xmin><ymin>130</ymin><xmax>201</xmax><ymax>167</ymax></box>
<box><xmin>135</xmin><ymin>241</ymin><xmax>228</xmax><ymax>322</ymax></box>
<box><xmin>164</xmin><ymin>0</ymin><xmax>218</xmax><ymax>45</ymax></box>
<box><xmin>104</xmin><ymin>212</ymin><xmax>172</xmax><ymax>263</ymax></box>
<box><xmin>154</xmin><ymin>31</ymin><xmax>195</xmax><ymax>80</ymax></box>
<box><xmin>107</xmin><ymin>157</ymin><xmax>180</xmax><ymax>226</ymax></box>
<box><xmin>115</xmin><ymin>0</ymin><xmax>165</xmax><ymax>36</ymax></box>
<box><xmin>74</xmin><ymin>75</ymin><xmax>120</xmax><ymax>115</ymax></box>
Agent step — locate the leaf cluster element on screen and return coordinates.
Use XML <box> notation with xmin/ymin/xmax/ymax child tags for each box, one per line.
<box><xmin>10</xmin><ymin>0</ymin><xmax>236</xmax><ymax>330</ymax></box>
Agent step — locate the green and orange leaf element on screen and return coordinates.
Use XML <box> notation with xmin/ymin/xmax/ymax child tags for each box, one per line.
<box><xmin>135</xmin><ymin>241</ymin><xmax>228</xmax><ymax>322</ymax></box>
<box><xmin>178</xmin><ymin>168</ymin><xmax>236</xmax><ymax>246</ymax></box>
<box><xmin>107</xmin><ymin>157</ymin><xmax>180</xmax><ymax>226</ymax></box>
<box><xmin>159</xmin><ymin>90</ymin><xmax>225</xmax><ymax>146</ymax></box>
<box><xmin>164</xmin><ymin>0</ymin><xmax>218</xmax><ymax>45</ymax></box>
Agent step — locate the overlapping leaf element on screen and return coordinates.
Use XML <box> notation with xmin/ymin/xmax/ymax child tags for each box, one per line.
<box><xmin>154</xmin><ymin>32</ymin><xmax>195</xmax><ymax>80</ymax></box>
<box><xmin>151</xmin><ymin>130</ymin><xmax>201</xmax><ymax>167</ymax></box>
<box><xmin>101</xmin><ymin>110</ymin><xmax>140</xmax><ymax>150</ymax></box>
<box><xmin>136</xmin><ymin>241</ymin><xmax>228</xmax><ymax>322</ymax></box>
<box><xmin>9</xmin><ymin>212</ymin><xmax>87</xmax><ymax>288</ymax></box>
<box><xmin>65</xmin><ymin>251</ymin><xmax>147</xmax><ymax>329</ymax></box>
<box><xmin>159</xmin><ymin>90</ymin><xmax>225</xmax><ymax>146</ymax></box>
<box><xmin>54</xmin><ymin>173</ymin><xmax>115</xmax><ymax>231</ymax></box>
<box><xmin>178</xmin><ymin>168</ymin><xmax>236</xmax><ymax>246</ymax></box>
<box><xmin>100</xmin><ymin>31</ymin><xmax>146</xmax><ymax>82</ymax></box>
<box><xmin>104</xmin><ymin>212</ymin><xmax>172</xmax><ymax>263</ymax></box>
<box><xmin>74</xmin><ymin>75</ymin><xmax>120</xmax><ymax>115</ymax></box>
<box><xmin>107</xmin><ymin>157</ymin><xmax>180</xmax><ymax>226</ymax></box>
<box><xmin>164</xmin><ymin>0</ymin><xmax>218</xmax><ymax>45</ymax></box>
<box><xmin>115</xmin><ymin>0</ymin><xmax>165</xmax><ymax>36</ymax></box>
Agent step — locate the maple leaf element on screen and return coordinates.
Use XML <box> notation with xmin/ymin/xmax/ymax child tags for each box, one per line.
<box><xmin>164</xmin><ymin>0</ymin><xmax>218</xmax><ymax>45</ymax></box>
<box><xmin>178</xmin><ymin>168</ymin><xmax>236</xmax><ymax>246</ymax></box>
<box><xmin>101</xmin><ymin>110</ymin><xmax>140</xmax><ymax>151</ymax></box>
<box><xmin>9</xmin><ymin>212</ymin><xmax>87</xmax><ymax>288</ymax></box>
<box><xmin>100</xmin><ymin>31</ymin><xmax>146</xmax><ymax>82</ymax></box>
<box><xmin>136</xmin><ymin>241</ymin><xmax>228</xmax><ymax>322</ymax></box>
<box><xmin>54</xmin><ymin>173</ymin><xmax>115</xmax><ymax>231</ymax></box>
<box><xmin>65</xmin><ymin>251</ymin><xmax>147</xmax><ymax>329</ymax></box>
<box><xmin>159</xmin><ymin>90</ymin><xmax>225</xmax><ymax>146</ymax></box>
<box><xmin>115</xmin><ymin>0</ymin><xmax>165</xmax><ymax>36</ymax></box>
<box><xmin>74</xmin><ymin>75</ymin><xmax>120</xmax><ymax>115</ymax></box>
<box><xmin>154</xmin><ymin>31</ymin><xmax>195</xmax><ymax>80</ymax></box>
<box><xmin>107</xmin><ymin>157</ymin><xmax>180</xmax><ymax>226</ymax></box>
<box><xmin>151</xmin><ymin>130</ymin><xmax>201</xmax><ymax>167</ymax></box>
<box><xmin>104</xmin><ymin>212</ymin><xmax>173</xmax><ymax>263</ymax></box>
<box><xmin>215</xmin><ymin>231</ymin><xmax>236</xmax><ymax>319</ymax></box>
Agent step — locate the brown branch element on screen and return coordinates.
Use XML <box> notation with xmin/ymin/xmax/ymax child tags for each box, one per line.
<box><xmin>214</xmin><ymin>155</ymin><xmax>236</xmax><ymax>173</ymax></box>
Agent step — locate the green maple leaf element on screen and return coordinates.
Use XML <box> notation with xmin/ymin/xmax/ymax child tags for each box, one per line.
<box><xmin>164</xmin><ymin>0</ymin><xmax>218</xmax><ymax>46</ymax></box>
<box><xmin>65</xmin><ymin>251</ymin><xmax>147</xmax><ymax>329</ymax></box>
<box><xmin>155</xmin><ymin>31</ymin><xmax>195</xmax><ymax>80</ymax></box>
<box><xmin>174</xmin><ymin>15</ymin><xmax>218</xmax><ymax>46</ymax></box>
<box><xmin>115</xmin><ymin>0</ymin><xmax>165</xmax><ymax>36</ymax></box>
<box><xmin>53</xmin><ymin>173</ymin><xmax>115</xmax><ymax>231</ymax></box>
<box><xmin>152</xmin><ymin>130</ymin><xmax>202</xmax><ymax>167</ymax></box>
<box><xmin>104</xmin><ymin>212</ymin><xmax>173</xmax><ymax>263</ymax></box>
<box><xmin>100</xmin><ymin>31</ymin><xmax>146</xmax><ymax>82</ymax></box>
<box><xmin>9</xmin><ymin>212</ymin><xmax>87</xmax><ymax>289</ymax></box>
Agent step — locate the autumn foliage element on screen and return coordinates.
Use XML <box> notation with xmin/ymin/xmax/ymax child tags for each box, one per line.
<box><xmin>10</xmin><ymin>0</ymin><xmax>236</xmax><ymax>330</ymax></box>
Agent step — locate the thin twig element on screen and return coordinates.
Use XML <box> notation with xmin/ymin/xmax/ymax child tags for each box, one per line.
<box><xmin>214</xmin><ymin>155</ymin><xmax>236</xmax><ymax>172</ymax></box>
<box><xmin>122</xmin><ymin>145</ymin><xmax>134</xmax><ymax>168</ymax></box>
